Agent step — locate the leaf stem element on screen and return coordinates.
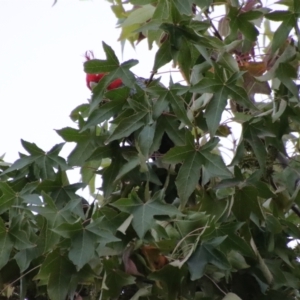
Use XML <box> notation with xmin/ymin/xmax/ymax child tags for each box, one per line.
<box><xmin>204</xmin><ymin>274</ymin><xmax>227</xmax><ymax>295</ymax></box>
<box><xmin>0</xmin><ymin>264</ymin><xmax>42</xmax><ymax>295</ymax></box>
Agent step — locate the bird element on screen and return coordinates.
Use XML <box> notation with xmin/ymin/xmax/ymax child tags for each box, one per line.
<box><xmin>84</xmin><ymin>51</ymin><xmax>123</xmax><ymax>91</ymax></box>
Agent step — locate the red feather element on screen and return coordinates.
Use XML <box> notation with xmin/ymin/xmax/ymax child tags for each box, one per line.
<box><xmin>107</xmin><ymin>78</ymin><xmax>123</xmax><ymax>90</ymax></box>
<box><xmin>84</xmin><ymin>51</ymin><xmax>123</xmax><ymax>91</ymax></box>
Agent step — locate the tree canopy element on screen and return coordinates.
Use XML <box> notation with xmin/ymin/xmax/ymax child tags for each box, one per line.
<box><xmin>1</xmin><ymin>0</ymin><xmax>300</xmax><ymax>299</ymax></box>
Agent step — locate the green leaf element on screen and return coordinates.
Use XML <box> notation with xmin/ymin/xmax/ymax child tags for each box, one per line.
<box><xmin>177</xmin><ymin>39</ymin><xmax>193</xmax><ymax>82</ymax></box>
<box><xmin>111</xmin><ymin>193</ymin><xmax>182</xmax><ymax>238</ymax></box>
<box><xmin>100</xmin><ymin>154</ymin><xmax>124</xmax><ymax>197</ymax></box>
<box><xmin>88</xmin><ymin>207</ymin><xmax>129</xmax><ymax>235</ymax></box>
<box><xmin>295</xmin><ymin>0</ymin><xmax>300</xmax><ymax>13</ymax></box>
<box><xmin>167</xmin><ymin>87</ymin><xmax>193</xmax><ymax>126</ymax></box>
<box><xmin>35</xmin><ymin>217</ymin><xmax>61</xmax><ymax>255</ymax></box>
<box><xmin>21</xmin><ymin>140</ymin><xmax>44</xmax><ymax>155</ymax></box>
<box><xmin>153</xmin><ymin>0</ymin><xmax>170</xmax><ymax>20</ymax></box>
<box><xmin>232</xmin><ymin>186</ymin><xmax>264</xmax><ymax>221</ymax></box>
<box><xmin>52</xmin><ymin>222</ymin><xmax>82</xmax><ymax>239</ymax></box>
<box><xmin>227</xmin><ymin>251</ymin><xmax>250</xmax><ymax>270</ymax></box>
<box><xmin>85</xmin><ymin>44</ymin><xmax>137</xmax><ymax>95</ymax></box>
<box><xmin>87</xmin><ymin>146</ymin><xmax>113</xmax><ymax>161</ymax></box>
<box><xmin>176</xmin><ymin>211</ymin><xmax>209</xmax><ymax>238</ymax></box>
<box><xmin>122</xmin><ymin>4</ymin><xmax>156</xmax><ymax>27</ymax></box>
<box><xmin>0</xmin><ymin>182</ymin><xmax>16</xmax><ymax>214</ymax></box>
<box><xmin>102</xmin><ymin>258</ymin><xmax>136</xmax><ymax>298</ymax></box>
<box><xmin>55</xmin><ymin>127</ymin><xmax>84</xmax><ymax>142</ymax></box>
<box><xmin>14</xmin><ymin>248</ymin><xmax>38</xmax><ymax>273</ymax></box>
<box><xmin>37</xmin><ymin>176</ymin><xmax>85</xmax><ymax>207</ymax></box>
<box><xmin>238</xmin><ymin>19</ymin><xmax>259</xmax><ymax>41</ymax></box>
<box><xmin>187</xmin><ymin>239</ymin><xmax>231</xmax><ymax>280</ymax></box>
<box><xmin>82</xmin><ymin>97</ymin><xmax>127</xmax><ymax>131</ymax></box>
<box><xmin>80</xmin><ymin>159</ymin><xmax>101</xmax><ymax>192</ymax></box>
<box><xmin>0</xmin><ymin>218</ymin><xmax>14</xmax><ymax>269</ymax></box>
<box><xmin>38</xmin><ymin>250</ymin><xmax>76</xmax><ymax>300</ymax></box>
<box><xmin>57</xmin><ymin>129</ymin><xmax>105</xmax><ymax>166</ymax></box>
<box><xmin>32</xmin><ymin>193</ymin><xmax>72</xmax><ymax>226</ymax></box>
<box><xmin>201</xmin><ymin>152</ymin><xmax>232</xmax><ymax>185</ymax></box>
<box><xmin>163</xmin><ymin>116</ymin><xmax>186</xmax><ymax>146</ymax></box>
<box><xmin>194</xmin><ymin>0</ymin><xmax>212</xmax><ymax>9</ymax></box>
<box><xmin>68</xmin><ymin>230</ymin><xmax>97</xmax><ymax>270</ymax></box>
<box><xmin>86</xmin><ymin>223</ymin><xmax>121</xmax><ymax>244</ymax></box>
<box><xmin>243</xmin><ymin>122</ymin><xmax>267</xmax><ymax>169</ymax></box>
<box><xmin>84</xmin><ymin>59</ymin><xmax>115</xmax><ymax>74</ymax></box>
<box><xmin>137</xmin><ymin>123</ymin><xmax>156</xmax><ymax>157</ymax></box>
<box><xmin>163</xmin><ymin>145</ymin><xmax>194</xmax><ymax>164</ymax></box>
<box><xmin>176</xmin><ymin>151</ymin><xmax>203</xmax><ymax>207</ymax></box>
<box><xmin>204</xmin><ymin>88</ymin><xmax>228</xmax><ymax>135</ymax></box>
<box><xmin>115</xmin><ymin>155</ymin><xmax>140</xmax><ymax>180</ymax></box>
<box><xmin>266</xmin><ymin>215</ymin><xmax>282</xmax><ymax>234</ymax></box>
<box><xmin>172</xmin><ymin>0</ymin><xmax>193</xmax><ymax>15</ymax></box>
<box><xmin>271</xmin><ymin>14</ymin><xmax>295</xmax><ymax>53</ymax></box>
<box><xmin>153</xmin><ymin>39</ymin><xmax>173</xmax><ymax>71</ymax></box>
<box><xmin>222</xmin><ymin>293</ymin><xmax>242</xmax><ymax>300</ymax></box>
<box><xmin>276</xmin><ymin>62</ymin><xmax>299</xmax><ymax>99</ymax></box>
<box><xmin>84</xmin><ymin>42</ymin><xmax>119</xmax><ymax>73</ymax></box>
<box><xmin>281</xmin><ymin>219</ymin><xmax>300</xmax><ymax>239</ymax></box>
<box><xmin>240</xmin><ymin>10</ymin><xmax>263</xmax><ymax>21</ymax></box>
<box><xmin>190</xmin><ymin>68</ymin><xmax>254</xmax><ymax>135</ymax></box>
<box><xmin>148</xmin><ymin>265</ymin><xmax>188</xmax><ymax>300</ymax></box>
<box><xmin>265</xmin><ymin>11</ymin><xmax>292</xmax><ymax>21</ymax></box>
<box><xmin>214</xmin><ymin>223</ymin><xmax>255</xmax><ymax>258</ymax></box>
<box><xmin>1</xmin><ymin>141</ymin><xmax>68</xmax><ymax>178</ymax></box>
<box><xmin>106</xmin><ymin>109</ymin><xmax>147</xmax><ymax>143</ymax></box>
<box><xmin>9</xmin><ymin>229</ymin><xmax>34</xmax><ymax>251</ymax></box>
<box><xmin>198</xmin><ymin>191</ymin><xmax>228</xmax><ymax>222</ymax></box>
<box><xmin>254</xmin><ymin>181</ymin><xmax>275</xmax><ymax>199</ymax></box>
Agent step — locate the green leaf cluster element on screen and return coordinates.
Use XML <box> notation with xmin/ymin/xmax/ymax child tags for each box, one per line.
<box><xmin>1</xmin><ymin>0</ymin><xmax>300</xmax><ymax>299</ymax></box>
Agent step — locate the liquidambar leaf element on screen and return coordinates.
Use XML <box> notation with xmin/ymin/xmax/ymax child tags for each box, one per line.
<box><xmin>176</xmin><ymin>152</ymin><xmax>203</xmax><ymax>207</ymax></box>
<box><xmin>187</xmin><ymin>240</ymin><xmax>230</xmax><ymax>280</ymax></box>
<box><xmin>36</xmin><ymin>250</ymin><xmax>76</xmax><ymax>300</ymax></box>
<box><xmin>0</xmin><ymin>218</ymin><xmax>14</xmax><ymax>269</ymax></box>
<box><xmin>68</xmin><ymin>230</ymin><xmax>97</xmax><ymax>270</ymax></box>
<box><xmin>106</xmin><ymin>110</ymin><xmax>147</xmax><ymax>143</ymax></box>
<box><xmin>153</xmin><ymin>39</ymin><xmax>173</xmax><ymax>72</ymax></box>
<box><xmin>111</xmin><ymin>194</ymin><xmax>182</xmax><ymax>238</ymax></box>
<box><xmin>222</xmin><ymin>293</ymin><xmax>242</xmax><ymax>300</ymax></box>
<box><xmin>148</xmin><ymin>265</ymin><xmax>188</xmax><ymax>300</ymax></box>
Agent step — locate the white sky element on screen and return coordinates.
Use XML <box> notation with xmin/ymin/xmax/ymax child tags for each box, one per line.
<box><xmin>0</xmin><ymin>0</ymin><xmax>173</xmax><ymax>164</ymax></box>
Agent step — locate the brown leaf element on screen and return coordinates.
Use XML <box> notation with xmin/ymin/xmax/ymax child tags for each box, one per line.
<box><xmin>216</xmin><ymin>125</ymin><xmax>232</xmax><ymax>137</ymax></box>
<box><xmin>240</xmin><ymin>61</ymin><xmax>267</xmax><ymax>76</ymax></box>
<box><xmin>242</xmin><ymin>0</ymin><xmax>261</xmax><ymax>12</ymax></box>
<box><xmin>74</xmin><ymin>294</ymin><xmax>83</xmax><ymax>300</ymax></box>
<box><xmin>122</xmin><ymin>246</ymin><xmax>143</xmax><ymax>276</ymax></box>
<box><xmin>141</xmin><ymin>245</ymin><xmax>169</xmax><ymax>271</ymax></box>
<box><xmin>242</xmin><ymin>72</ymin><xmax>271</xmax><ymax>95</ymax></box>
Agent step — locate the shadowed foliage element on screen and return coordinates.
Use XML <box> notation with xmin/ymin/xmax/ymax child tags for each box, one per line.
<box><xmin>1</xmin><ymin>0</ymin><xmax>300</xmax><ymax>299</ymax></box>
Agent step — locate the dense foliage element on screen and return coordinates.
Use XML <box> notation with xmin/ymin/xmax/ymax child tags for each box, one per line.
<box><xmin>1</xmin><ymin>0</ymin><xmax>300</xmax><ymax>299</ymax></box>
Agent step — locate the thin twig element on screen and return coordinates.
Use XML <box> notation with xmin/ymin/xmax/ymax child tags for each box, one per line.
<box><xmin>204</xmin><ymin>11</ymin><xmax>223</xmax><ymax>41</ymax></box>
<box><xmin>0</xmin><ymin>264</ymin><xmax>42</xmax><ymax>294</ymax></box>
<box><xmin>291</xmin><ymin>205</ymin><xmax>300</xmax><ymax>218</ymax></box>
<box><xmin>205</xmin><ymin>274</ymin><xmax>227</xmax><ymax>295</ymax></box>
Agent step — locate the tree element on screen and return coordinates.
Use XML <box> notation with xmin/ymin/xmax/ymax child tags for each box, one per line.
<box><xmin>1</xmin><ymin>0</ymin><xmax>300</xmax><ymax>299</ymax></box>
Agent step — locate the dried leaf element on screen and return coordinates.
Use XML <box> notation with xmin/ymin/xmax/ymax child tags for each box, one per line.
<box><xmin>122</xmin><ymin>246</ymin><xmax>143</xmax><ymax>276</ymax></box>
<box><xmin>141</xmin><ymin>245</ymin><xmax>169</xmax><ymax>271</ymax></box>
